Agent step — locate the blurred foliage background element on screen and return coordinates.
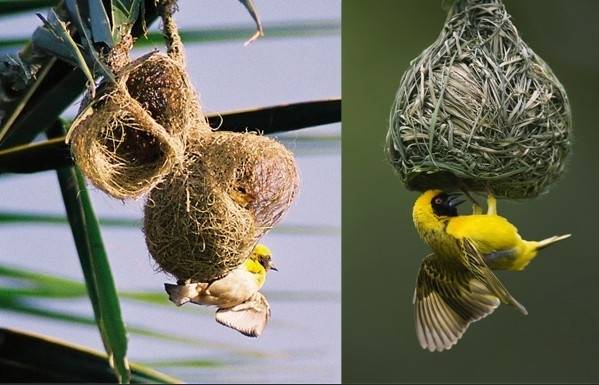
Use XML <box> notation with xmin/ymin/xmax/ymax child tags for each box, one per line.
<box><xmin>343</xmin><ymin>0</ymin><xmax>599</xmax><ymax>383</ymax></box>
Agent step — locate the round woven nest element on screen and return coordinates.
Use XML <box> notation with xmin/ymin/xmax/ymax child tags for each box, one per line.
<box><xmin>68</xmin><ymin>80</ymin><xmax>184</xmax><ymax>200</ymax></box>
<box><xmin>387</xmin><ymin>0</ymin><xmax>572</xmax><ymax>199</ymax></box>
<box><xmin>144</xmin><ymin>131</ymin><xmax>300</xmax><ymax>282</ymax></box>
<box><xmin>68</xmin><ymin>51</ymin><xmax>206</xmax><ymax>200</ymax></box>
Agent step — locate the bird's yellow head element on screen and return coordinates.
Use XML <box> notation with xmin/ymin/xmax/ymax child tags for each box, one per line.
<box><xmin>250</xmin><ymin>244</ymin><xmax>277</xmax><ymax>272</ymax></box>
<box><xmin>413</xmin><ymin>189</ymin><xmax>465</xmax><ymax>236</ymax></box>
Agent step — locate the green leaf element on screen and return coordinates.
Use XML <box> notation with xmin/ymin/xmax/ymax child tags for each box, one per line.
<box><xmin>31</xmin><ymin>16</ymin><xmax>79</xmax><ymax>68</ymax></box>
<box><xmin>0</xmin><ymin>297</ymin><xmax>269</xmax><ymax>357</ymax></box>
<box><xmin>0</xmin><ymin>20</ymin><xmax>340</xmax><ymax>50</ymax></box>
<box><xmin>0</xmin><ymin>262</ymin><xmax>339</xmax><ymax>304</ymax></box>
<box><xmin>204</xmin><ymin>98</ymin><xmax>342</xmax><ymax>134</ymax></box>
<box><xmin>0</xmin><ymin>0</ymin><xmax>58</xmax><ymax>17</ymax></box>
<box><xmin>0</xmin><ymin>61</ymin><xmax>87</xmax><ymax>149</ymax></box>
<box><xmin>63</xmin><ymin>0</ymin><xmax>115</xmax><ymax>82</ymax></box>
<box><xmin>0</xmin><ymin>137</ymin><xmax>71</xmax><ymax>173</ymax></box>
<box><xmin>0</xmin><ymin>3</ymin><xmax>159</xmax><ymax>150</ymax></box>
<box><xmin>237</xmin><ymin>0</ymin><xmax>264</xmax><ymax>45</ymax></box>
<box><xmin>0</xmin><ymin>210</ymin><xmax>140</xmax><ymax>227</ymax></box>
<box><xmin>0</xmin><ymin>210</ymin><xmax>339</xmax><ymax>236</ymax></box>
<box><xmin>0</xmin><ymin>99</ymin><xmax>341</xmax><ymax>172</ymax></box>
<box><xmin>141</xmin><ymin>358</ymin><xmax>225</xmax><ymax>368</ymax></box>
<box><xmin>0</xmin><ymin>56</ymin><xmax>56</xmax><ymax>145</ymax></box>
<box><xmin>49</xmin><ymin>122</ymin><xmax>130</xmax><ymax>383</ymax></box>
<box><xmin>33</xmin><ymin>10</ymin><xmax>96</xmax><ymax>92</ymax></box>
<box><xmin>0</xmin><ymin>264</ymin><xmax>86</xmax><ymax>299</ymax></box>
<box><xmin>87</xmin><ymin>0</ymin><xmax>113</xmax><ymax>47</ymax></box>
<box><xmin>111</xmin><ymin>0</ymin><xmax>142</xmax><ymax>42</ymax></box>
<box><xmin>140</xmin><ymin>20</ymin><xmax>339</xmax><ymax>46</ymax></box>
<box><xmin>0</xmin><ymin>328</ymin><xmax>181</xmax><ymax>383</ymax></box>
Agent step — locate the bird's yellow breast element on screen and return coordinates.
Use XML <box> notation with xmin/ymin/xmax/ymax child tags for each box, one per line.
<box><xmin>446</xmin><ymin>215</ymin><xmax>522</xmax><ymax>254</ymax></box>
<box><xmin>243</xmin><ymin>258</ymin><xmax>267</xmax><ymax>288</ymax></box>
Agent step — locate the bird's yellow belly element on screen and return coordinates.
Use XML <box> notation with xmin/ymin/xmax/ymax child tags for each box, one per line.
<box><xmin>444</xmin><ymin>216</ymin><xmax>534</xmax><ymax>271</ymax></box>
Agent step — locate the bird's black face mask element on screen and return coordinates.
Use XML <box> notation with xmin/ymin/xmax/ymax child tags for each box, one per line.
<box><xmin>431</xmin><ymin>192</ymin><xmax>464</xmax><ymax>217</ymax></box>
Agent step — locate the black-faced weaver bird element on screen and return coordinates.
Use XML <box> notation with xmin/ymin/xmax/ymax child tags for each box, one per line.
<box><xmin>412</xmin><ymin>189</ymin><xmax>570</xmax><ymax>352</ymax></box>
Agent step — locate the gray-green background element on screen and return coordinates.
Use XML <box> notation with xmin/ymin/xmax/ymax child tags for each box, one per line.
<box><xmin>343</xmin><ymin>0</ymin><xmax>599</xmax><ymax>382</ymax></box>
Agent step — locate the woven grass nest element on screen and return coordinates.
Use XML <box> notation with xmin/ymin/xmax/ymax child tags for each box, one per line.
<box><xmin>66</xmin><ymin>0</ymin><xmax>300</xmax><ymax>282</ymax></box>
<box><xmin>68</xmin><ymin>50</ymin><xmax>204</xmax><ymax>199</ymax></box>
<box><xmin>387</xmin><ymin>0</ymin><xmax>572</xmax><ymax>199</ymax></box>
<box><xmin>144</xmin><ymin>131</ymin><xmax>300</xmax><ymax>283</ymax></box>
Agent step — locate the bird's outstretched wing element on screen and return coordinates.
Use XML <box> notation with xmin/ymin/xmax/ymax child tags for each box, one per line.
<box><xmin>414</xmin><ymin>254</ymin><xmax>501</xmax><ymax>352</ymax></box>
<box><xmin>215</xmin><ymin>292</ymin><xmax>271</xmax><ymax>337</ymax></box>
<box><xmin>414</xmin><ymin>240</ymin><xmax>526</xmax><ymax>352</ymax></box>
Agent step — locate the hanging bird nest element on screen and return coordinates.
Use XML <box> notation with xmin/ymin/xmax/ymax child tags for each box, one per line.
<box><xmin>67</xmin><ymin>47</ymin><xmax>206</xmax><ymax>199</ymax></box>
<box><xmin>123</xmin><ymin>50</ymin><xmax>206</xmax><ymax>141</ymax></box>
<box><xmin>67</xmin><ymin>0</ymin><xmax>208</xmax><ymax>200</ymax></box>
<box><xmin>387</xmin><ymin>0</ymin><xmax>572</xmax><ymax>199</ymax></box>
<box><xmin>143</xmin><ymin>131</ymin><xmax>300</xmax><ymax>282</ymax></box>
<box><xmin>67</xmin><ymin>80</ymin><xmax>184</xmax><ymax>199</ymax></box>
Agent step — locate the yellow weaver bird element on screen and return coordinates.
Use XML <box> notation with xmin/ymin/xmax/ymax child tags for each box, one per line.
<box><xmin>165</xmin><ymin>244</ymin><xmax>276</xmax><ymax>337</ymax></box>
<box><xmin>412</xmin><ymin>189</ymin><xmax>570</xmax><ymax>352</ymax></box>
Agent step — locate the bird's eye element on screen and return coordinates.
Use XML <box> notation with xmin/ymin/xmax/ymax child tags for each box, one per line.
<box><xmin>434</xmin><ymin>197</ymin><xmax>443</xmax><ymax>205</ymax></box>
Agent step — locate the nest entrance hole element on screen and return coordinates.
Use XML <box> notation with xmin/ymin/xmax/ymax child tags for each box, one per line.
<box><xmin>101</xmin><ymin>122</ymin><xmax>166</xmax><ymax>172</ymax></box>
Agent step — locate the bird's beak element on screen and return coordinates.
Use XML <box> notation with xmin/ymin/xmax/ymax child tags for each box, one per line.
<box><xmin>446</xmin><ymin>193</ymin><xmax>465</xmax><ymax>208</ymax></box>
<box><xmin>269</xmin><ymin>262</ymin><xmax>278</xmax><ymax>272</ymax></box>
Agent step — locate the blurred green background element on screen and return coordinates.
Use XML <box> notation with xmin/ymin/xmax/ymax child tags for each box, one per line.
<box><xmin>343</xmin><ymin>0</ymin><xmax>599</xmax><ymax>383</ymax></box>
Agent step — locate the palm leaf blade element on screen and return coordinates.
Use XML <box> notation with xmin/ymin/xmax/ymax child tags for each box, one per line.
<box><xmin>50</xmin><ymin>122</ymin><xmax>130</xmax><ymax>383</ymax></box>
<box><xmin>0</xmin><ymin>0</ymin><xmax>58</xmax><ymax>16</ymax></box>
<box><xmin>0</xmin><ymin>99</ymin><xmax>341</xmax><ymax>173</ymax></box>
<box><xmin>0</xmin><ymin>328</ymin><xmax>180</xmax><ymax>383</ymax></box>
<box><xmin>0</xmin><ymin>20</ymin><xmax>339</xmax><ymax>50</ymax></box>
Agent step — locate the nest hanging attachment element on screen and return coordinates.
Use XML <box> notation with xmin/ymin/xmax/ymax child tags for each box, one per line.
<box><xmin>143</xmin><ymin>131</ymin><xmax>300</xmax><ymax>283</ymax></box>
<box><xmin>387</xmin><ymin>0</ymin><xmax>572</xmax><ymax>199</ymax></box>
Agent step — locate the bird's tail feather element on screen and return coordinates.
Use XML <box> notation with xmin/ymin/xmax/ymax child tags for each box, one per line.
<box><xmin>165</xmin><ymin>282</ymin><xmax>200</xmax><ymax>306</ymax></box>
<box><xmin>536</xmin><ymin>234</ymin><xmax>571</xmax><ymax>250</ymax></box>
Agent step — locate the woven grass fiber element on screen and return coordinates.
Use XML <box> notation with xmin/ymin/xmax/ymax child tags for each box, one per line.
<box><xmin>387</xmin><ymin>0</ymin><xmax>572</xmax><ymax>199</ymax></box>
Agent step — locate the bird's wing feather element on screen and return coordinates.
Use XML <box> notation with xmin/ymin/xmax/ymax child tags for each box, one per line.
<box><xmin>215</xmin><ymin>292</ymin><xmax>271</xmax><ymax>337</ymax></box>
<box><xmin>414</xmin><ymin>253</ymin><xmax>502</xmax><ymax>352</ymax></box>
<box><xmin>460</xmin><ymin>238</ymin><xmax>528</xmax><ymax>315</ymax></box>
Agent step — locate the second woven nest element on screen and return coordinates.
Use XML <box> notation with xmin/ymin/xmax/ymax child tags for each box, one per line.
<box><xmin>144</xmin><ymin>131</ymin><xmax>300</xmax><ymax>283</ymax></box>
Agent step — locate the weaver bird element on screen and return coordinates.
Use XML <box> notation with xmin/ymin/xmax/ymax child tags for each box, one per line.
<box><xmin>165</xmin><ymin>244</ymin><xmax>276</xmax><ymax>337</ymax></box>
<box><xmin>412</xmin><ymin>189</ymin><xmax>570</xmax><ymax>352</ymax></box>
